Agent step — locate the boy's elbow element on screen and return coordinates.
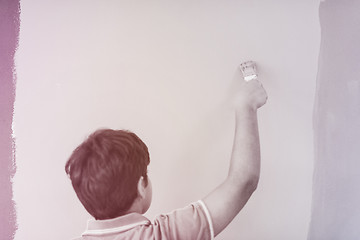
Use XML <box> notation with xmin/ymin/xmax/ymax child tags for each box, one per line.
<box><xmin>244</xmin><ymin>174</ymin><xmax>259</xmax><ymax>194</ymax></box>
<box><xmin>227</xmin><ymin>172</ymin><xmax>259</xmax><ymax>195</ymax></box>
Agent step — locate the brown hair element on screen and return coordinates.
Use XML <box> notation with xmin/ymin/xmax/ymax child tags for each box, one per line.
<box><xmin>65</xmin><ymin>129</ymin><xmax>149</xmax><ymax>220</ymax></box>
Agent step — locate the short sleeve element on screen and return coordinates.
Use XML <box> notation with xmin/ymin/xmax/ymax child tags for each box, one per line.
<box><xmin>151</xmin><ymin>200</ymin><xmax>214</xmax><ymax>240</ymax></box>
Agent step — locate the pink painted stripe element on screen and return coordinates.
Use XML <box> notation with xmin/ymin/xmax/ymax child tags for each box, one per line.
<box><xmin>0</xmin><ymin>0</ymin><xmax>20</xmax><ymax>239</ymax></box>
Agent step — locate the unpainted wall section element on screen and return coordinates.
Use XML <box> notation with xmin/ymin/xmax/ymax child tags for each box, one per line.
<box><xmin>13</xmin><ymin>1</ymin><xmax>320</xmax><ymax>239</ymax></box>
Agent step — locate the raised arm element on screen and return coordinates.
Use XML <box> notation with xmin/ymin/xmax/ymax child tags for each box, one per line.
<box><xmin>202</xmin><ymin>79</ymin><xmax>267</xmax><ymax>237</ymax></box>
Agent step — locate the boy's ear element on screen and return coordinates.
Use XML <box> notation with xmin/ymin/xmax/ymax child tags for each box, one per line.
<box><xmin>137</xmin><ymin>176</ymin><xmax>146</xmax><ymax>199</ymax></box>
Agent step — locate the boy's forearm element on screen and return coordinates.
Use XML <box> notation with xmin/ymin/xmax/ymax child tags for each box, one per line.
<box><xmin>228</xmin><ymin>107</ymin><xmax>261</xmax><ymax>189</ymax></box>
<box><xmin>203</xmin><ymin>107</ymin><xmax>261</xmax><ymax>236</ymax></box>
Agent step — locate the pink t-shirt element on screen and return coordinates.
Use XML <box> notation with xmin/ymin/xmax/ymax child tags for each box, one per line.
<box><xmin>74</xmin><ymin>200</ymin><xmax>214</xmax><ymax>240</ymax></box>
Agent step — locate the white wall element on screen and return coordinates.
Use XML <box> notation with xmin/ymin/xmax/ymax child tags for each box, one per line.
<box><xmin>13</xmin><ymin>1</ymin><xmax>320</xmax><ymax>239</ymax></box>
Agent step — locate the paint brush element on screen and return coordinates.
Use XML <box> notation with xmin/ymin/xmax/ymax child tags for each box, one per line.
<box><xmin>239</xmin><ymin>61</ymin><xmax>258</xmax><ymax>81</ymax></box>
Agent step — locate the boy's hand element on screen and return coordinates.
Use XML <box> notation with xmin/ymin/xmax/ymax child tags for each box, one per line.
<box><xmin>234</xmin><ymin>79</ymin><xmax>268</xmax><ymax>112</ymax></box>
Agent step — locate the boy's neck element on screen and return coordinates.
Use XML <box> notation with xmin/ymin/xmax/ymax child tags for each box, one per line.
<box><xmin>125</xmin><ymin>198</ymin><xmax>146</xmax><ymax>215</ymax></box>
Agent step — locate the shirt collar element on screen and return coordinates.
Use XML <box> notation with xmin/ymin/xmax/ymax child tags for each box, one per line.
<box><xmin>83</xmin><ymin>213</ymin><xmax>151</xmax><ymax>236</ymax></box>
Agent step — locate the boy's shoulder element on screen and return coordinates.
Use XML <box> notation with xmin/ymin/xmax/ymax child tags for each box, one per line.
<box><xmin>73</xmin><ymin>201</ymin><xmax>214</xmax><ymax>240</ymax></box>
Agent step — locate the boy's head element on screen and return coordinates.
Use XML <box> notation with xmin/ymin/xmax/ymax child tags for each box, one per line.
<box><xmin>65</xmin><ymin>129</ymin><xmax>151</xmax><ymax>220</ymax></box>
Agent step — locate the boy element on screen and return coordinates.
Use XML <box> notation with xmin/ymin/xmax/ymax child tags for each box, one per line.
<box><xmin>66</xmin><ymin>78</ymin><xmax>267</xmax><ymax>239</ymax></box>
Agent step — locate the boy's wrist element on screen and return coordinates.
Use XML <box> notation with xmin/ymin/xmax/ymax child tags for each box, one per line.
<box><xmin>235</xmin><ymin>105</ymin><xmax>257</xmax><ymax>116</ymax></box>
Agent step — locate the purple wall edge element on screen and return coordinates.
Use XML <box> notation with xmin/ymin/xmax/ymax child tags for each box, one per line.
<box><xmin>308</xmin><ymin>0</ymin><xmax>360</xmax><ymax>239</ymax></box>
<box><xmin>0</xmin><ymin>0</ymin><xmax>20</xmax><ymax>239</ymax></box>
